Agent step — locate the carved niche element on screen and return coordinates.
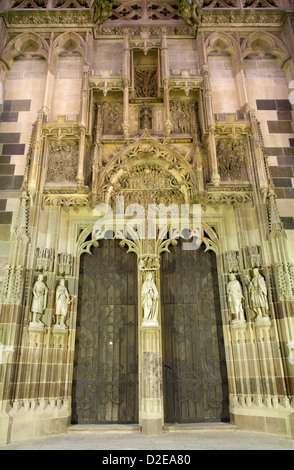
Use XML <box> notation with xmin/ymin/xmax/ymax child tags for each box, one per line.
<box><xmin>47</xmin><ymin>140</ymin><xmax>79</xmax><ymax>183</ymax></box>
<box><xmin>139</xmin><ymin>102</ymin><xmax>153</xmax><ymax>130</ymax></box>
<box><xmin>216</xmin><ymin>138</ymin><xmax>247</xmax><ymax>181</ymax></box>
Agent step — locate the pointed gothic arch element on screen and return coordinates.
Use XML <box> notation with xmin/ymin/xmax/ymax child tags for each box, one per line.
<box><xmin>51</xmin><ymin>31</ymin><xmax>86</xmax><ymax>63</ymax></box>
<box><xmin>241</xmin><ymin>31</ymin><xmax>290</xmax><ymax>67</ymax></box>
<box><xmin>205</xmin><ymin>31</ymin><xmax>241</xmax><ymax>63</ymax></box>
<box><xmin>1</xmin><ymin>32</ymin><xmax>49</xmax><ymax>67</ymax></box>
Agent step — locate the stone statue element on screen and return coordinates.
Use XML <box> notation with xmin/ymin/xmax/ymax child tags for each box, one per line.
<box><xmin>178</xmin><ymin>0</ymin><xmax>201</xmax><ymax>27</ymax></box>
<box><xmin>55</xmin><ymin>279</ymin><xmax>72</xmax><ymax>328</ymax></box>
<box><xmin>246</xmin><ymin>268</ymin><xmax>269</xmax><ymax>320</ymax></box>
<box><xmin>227</xmin><ymin>273</ymin><xmax>245</xmax><ymax>322</ymax></box>
<box><xmin>93</xmin><ymin>0</ymin><xmax>113</xmax><ymax>25</ymax></box>
<box><xmin>141</xmin><ymin>272</ymin><xmax>159</xmax><ymax>326</ymax></box>
<box><xmin>31</xmin><ymin>274</ymin><xmax>48</xmax><ymax>325</ymax></box>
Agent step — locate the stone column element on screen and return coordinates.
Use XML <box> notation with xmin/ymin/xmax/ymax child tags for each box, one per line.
<box><xmin>202</xmin><ymin>65</ymin><xmax>220</xmax><ymax>185</ymax></box>
<box><xmin>77</xmin><ymin>66</ymin><xmax>89</xmax><ymax>187</ymax></box>
<box><xmin>123</xmin><ymin>79</ymin><xmax>130</xmax><ymax>139</ymax></box>
<box><xmin>163</xmin><ymin>78</ymin><xmax>172</xmax><ymax>137</ymax></box>
<box><xmin>122</xmin><ymin>32</ymin><xmax>130</xmax><ymax>139</ymax></box>
<box><xmin>161</xmin><ymin>31</ymin><xmax>171</xmax><ymax>137</ymax></box>
<box><xmin>138</xmin><ymin>254</ymin><xmax>163</xmax><ymax>435</ymax></box>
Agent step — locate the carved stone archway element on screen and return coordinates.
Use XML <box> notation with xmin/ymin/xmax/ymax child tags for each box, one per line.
<box><xmin>72</xmin><ymin>209</ymin><xmax>222</xmax><ymax>434</ymax></box>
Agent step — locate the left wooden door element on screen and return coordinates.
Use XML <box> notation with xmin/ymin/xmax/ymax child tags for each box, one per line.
<box><xmin>71</xmin><ymin>239</ymin><xmax>138</xmax><ymax>424</ymax></box>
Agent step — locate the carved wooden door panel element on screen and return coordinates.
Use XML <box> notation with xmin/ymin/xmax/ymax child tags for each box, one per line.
<box><xmin>161</xmin><ymin>242</ymin><xmax>229</xmax><ymax>423</ymax></box>
<box><xmin>72</xmin><ymin>240</ymin><xmax>138</xmax><ymax>424</ymax></box>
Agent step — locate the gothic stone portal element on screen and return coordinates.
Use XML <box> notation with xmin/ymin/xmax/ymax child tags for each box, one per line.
<box><xmin>72</xmin><ymin>239</ymin><xmax>229</xmax><ymax>425</ymax></box>
<box><xmin>161</xmin><ymin>242</ymin><xmax>229</xmax><ymax>424</ymax></box>
<box><xmin>72</xmin><ymin>240</ymin><xmax>138</xmax><ymax>424</ymax></box>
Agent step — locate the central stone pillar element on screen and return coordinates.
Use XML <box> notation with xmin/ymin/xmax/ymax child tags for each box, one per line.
<box><xmin>138</xmin><ymin>254</ymin><xmax>163</xmax><ymax>435</ymax></box>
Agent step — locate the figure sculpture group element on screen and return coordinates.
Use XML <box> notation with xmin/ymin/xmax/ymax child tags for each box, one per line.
<box><xmin>30</xmin><ymin>276</ymin><xmax>74</xmax><ymax>328</ymax></box>
<box><xmin>227</xmin><ymin>268</ymin><xmax>270</xmax><ymax>323</ymax></box>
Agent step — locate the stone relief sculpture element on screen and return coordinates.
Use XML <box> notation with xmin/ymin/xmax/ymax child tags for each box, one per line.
<box><xmin>141</xmin><ymin>272</ymin><xmax>159</xmax><ymax>326</ymax></box>
<box><xmin>101</xmin><ymin>102</ymin><xmax>123</xmax><ymax>135</ymax></box>
<box><xmin>246</xmin><ymin>268</ymin><xmax>270</xmax><ymax>320</ymax></box>
<box><xmin>170</xmin><ymin>101</ymin><xmax>194</xmax><ymax>134</ymax></box>
<box><xmin>217</xmin><ymin>139</ymin><xmax>246</xmax><ymax>181</ymax></box>
<box><xmin>30</xmin><ymin>274</ymin><xmax>48</xmax><ymax>325</ymax></box>
<box><xmin>134</xmin><ymin>67</ymin><xmax>158</xmax><ymax>98</ymax></box>
<box><xmin>55</xmin><ymin>279</ymin><xmax>74</xmax><ymax>328</ymax></box>
<box><xmin>47</xmin><ymin>140</ymin><xmax>79</xmax><ymax>183</ymax></box>
<box><xmin>227</xmin><ymin>273</ymin><xmax>245</xmax><ymax>323</ymax></box>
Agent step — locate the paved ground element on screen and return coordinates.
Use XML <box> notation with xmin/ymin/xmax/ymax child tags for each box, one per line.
<box><xmin>0</xmin><ymin>424</ymin><xmax>293</xmax><ymax>451</ymax></box>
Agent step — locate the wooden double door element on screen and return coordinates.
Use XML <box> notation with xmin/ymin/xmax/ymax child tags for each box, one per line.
<box><xmin>72</xmin><ymin>240</ymin><xmax>229</xmax><ymax>424</ymax></box>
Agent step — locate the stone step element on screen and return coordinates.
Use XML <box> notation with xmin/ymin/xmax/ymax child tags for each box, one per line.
<box><xmin>68</xmin><ymin>424</ymin><xmax>141</xmax><ymax>433</ymax></box>
<box><xmin>163</xmin><ymin>422</ymin><xmax>236</xmax><ymax>432</ymax></box>
<box><xmin>68</xmin><ymin>422</ymin><xmax>236</xmax><ymax>434</ymax></box>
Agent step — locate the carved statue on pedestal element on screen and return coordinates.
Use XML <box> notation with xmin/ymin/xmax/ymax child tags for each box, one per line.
<box><xmin>30</xmin><ymin>274</ymin><xmax>48</xmax><ymax>325</ymax></box>
<box><xmin>227</xmin><ymin>273</ymin><xmax>245</xmax><ymax>323</ymax></box>
<box><xmin>246</xmin><ymin>268</ymin><xmax>270</xmax><ymax>320</ymax></box>
<box><xmin>141</xmin><ymin>272</ymin><xmax>159</xmax><ymax>326</ymax></box>
<box><xmin>55</xmin><ymin>279</ymin><xmax>74</xmax><ymax>328</ymax></box>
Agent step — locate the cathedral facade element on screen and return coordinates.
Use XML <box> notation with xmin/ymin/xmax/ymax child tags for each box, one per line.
<box><xmin>0</xmin><ymin>0</ymin><xmax>293</xmax><ymax>444</ymax></box>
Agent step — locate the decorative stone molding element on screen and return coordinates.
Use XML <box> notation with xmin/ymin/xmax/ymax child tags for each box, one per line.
<box><xmin>243</xmin><ymin>245</ymin><xmax>262</xmax><ymax>270</ymax></box>
<box><xmin>42</xmin><ymin>194</ymin><xmax>90</xmax><ymax>211</ymax></box>
<box><xmin>57</xmin><ymin>253</ymin><xmax>73</xmax><ymax>277</ymax></box>
<box><xmin>0</xmin><ymin>265</ymin><xmax>24</xmax><ymax>305</ymax></box>
<box><xmin>36</xmin><ymin>247</ymin><xmax>54</xmax><ymax>272</ymax></box>
<box><xmin>276</xmin><ymin>262</ymin><xmax>294</xmax><ymax>301</ymax></box>
<box><xmin>224</xmin><ymin>250</ymin><xmax>240</xmax><ymax>274</ymax></box>
<box><xmin>194</xmin><ymin>185</ymin><xmax>253</xmax><ymax>209</ymax></box>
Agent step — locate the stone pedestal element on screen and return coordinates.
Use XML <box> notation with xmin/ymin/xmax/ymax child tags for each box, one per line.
<box><xmin>139</xmin><ymin>326</ymin><xmax>163</xmax><ymax>435</ymax></box>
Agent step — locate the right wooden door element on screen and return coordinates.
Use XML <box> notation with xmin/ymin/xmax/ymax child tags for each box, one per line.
<box><xmin>161</xmin><ymin>242</ymin><xmax>229</xmax><ymax>423</ymax></box>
